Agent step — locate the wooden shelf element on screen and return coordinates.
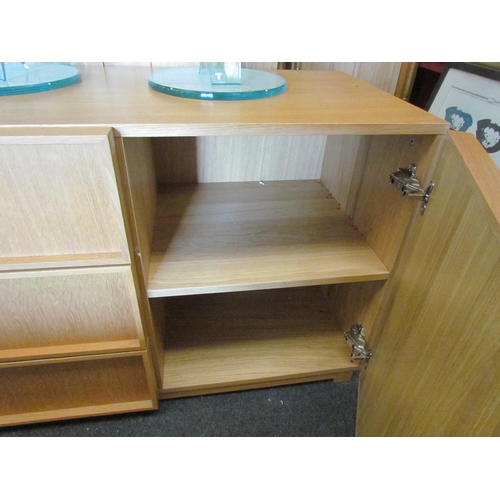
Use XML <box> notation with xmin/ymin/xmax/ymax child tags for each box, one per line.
<box><xmin>147</xmin><ymin>180</ymin><xmax>390</xmax><ymax>297</ymax></box>
<box><xmin>159</xmin><ymin>287</ymin><xmax>360</xmax><ymax>398</ymax></box>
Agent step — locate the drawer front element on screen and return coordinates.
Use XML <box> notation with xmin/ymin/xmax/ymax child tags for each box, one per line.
<box><xmin>0</xmin><ymin>352</ymin><xmax>157</xmax><ymax>426</ymax></box>
<box><xmin>0</xmin><ymin>130</ymin><xmax>130</xmax><ymax>271</ymax></box>
<box><xmin>0</xmin><ymin>266</ymin><xmax>145</xmax><ymax>361</ymax></box>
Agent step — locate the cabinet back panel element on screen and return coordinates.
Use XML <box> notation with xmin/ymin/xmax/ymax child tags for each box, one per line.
<box><xmin>153</xmin><ymin>136</ymin><xmax>327</xmax><ymax>183</ymax></box>
<box><xmin>320</xmin><ymin>135</ymin><xmax>370</xmax><ymax>213</ymax></box>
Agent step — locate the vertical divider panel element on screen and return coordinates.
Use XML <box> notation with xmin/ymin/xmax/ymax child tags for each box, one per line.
<box><xmin>114</xmin><ymin>136</ymin><xmax>164</xmax><ymax>385</ymax></box>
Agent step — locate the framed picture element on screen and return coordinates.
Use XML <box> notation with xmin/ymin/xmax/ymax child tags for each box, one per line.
<box><xmin>427</xmin><ymin>62</ymin><xmax>500</xmax><ymax>168</ymax></box>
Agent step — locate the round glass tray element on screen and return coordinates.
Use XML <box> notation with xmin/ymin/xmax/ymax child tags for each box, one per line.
<box><xmin>0</xmin><ymin>63</ymin><xmax>81</xmax><ymax>96</ymax></box>
<box><xmin>148</xmin><ymin>67</ymin><xmax>287</xmax><ymax>100</ymax></box>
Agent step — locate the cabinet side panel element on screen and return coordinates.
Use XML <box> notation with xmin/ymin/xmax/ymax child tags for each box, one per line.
<box><xmin>154</xmin><ymin>136</ymin><xmax>327</xmax><ymax>183</ymax></box>
<box><xmin>149</xmin><ymin>298</ymin><xmax>166</xmax><ymax>387</ymax></box>
<box><xmin>119</xmin><ymin>137</ymin><xmax>157</xmax><ymax>278</ymax></box>
<box><xmin>328</xmin><ymin>280</ymin><xmax>387</xmax><ymax>339</ymax></box>
<box><xmin>115</xmin><ymin>137</ymin><xmax>164</xmax><ymax>385</ymax></box>
<box><xmin>350</xmin><ymin>135</ymin><xmax>444</xmax><ymax>271</ymax></box>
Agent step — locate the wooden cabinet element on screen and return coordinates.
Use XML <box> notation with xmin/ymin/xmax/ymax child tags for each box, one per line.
<box><xmin>0</xmin><ymin>67</ymin><xmax>498</xmax><ymax>436</ymax></box>
<box><xmin>0</xmin><ymin>127</ymin><xmax>157</xmax><ymax>426</ymax></box>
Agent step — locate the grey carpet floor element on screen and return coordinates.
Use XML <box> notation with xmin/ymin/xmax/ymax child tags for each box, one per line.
<box><xmin>0</xmin><ymin>374</ymin><xmax>359</xmax><ymax>437</ymax></box>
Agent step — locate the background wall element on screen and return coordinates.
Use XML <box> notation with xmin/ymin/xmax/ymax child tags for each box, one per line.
<box><xmin>64</xmin><ymin>62</ymin><xmax>404</xmax><ymax>95</ymax></box>
<box><xmin>299</xmin><ymin>62</ymin><xmax>403</xmax><ymax>94</ymax></box>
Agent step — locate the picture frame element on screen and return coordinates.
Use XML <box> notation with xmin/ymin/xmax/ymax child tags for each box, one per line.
<box><xmin>427</xmin><ymin>62</ymin><xmax>500</xmax><ymax>168</ymax></box>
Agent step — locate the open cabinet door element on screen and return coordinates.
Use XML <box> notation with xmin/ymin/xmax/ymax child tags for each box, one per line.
<box><xmin>356</xmin><ymin>130</ymin><xmax>500</xmax><ymax>436</ymax></box>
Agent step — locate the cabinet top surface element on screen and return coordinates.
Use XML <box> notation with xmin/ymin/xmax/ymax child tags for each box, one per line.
<box><xmin>0</xmin><ymin>66</ymin><xmax>448</xmax><ymax>137</ymax></box>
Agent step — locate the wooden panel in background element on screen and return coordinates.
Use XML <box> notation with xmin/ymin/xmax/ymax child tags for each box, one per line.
<box><xmin>320</xmin><ymin>135</ymin><xmax>370</xmax><ymax>212</ymax></box>
<box><xmin>153</xmin><ymin>135</ymin><xmax>326</xmax><ymax>184</ymax></box>
<box><xmin>300</xmin><ymin>62</ymin><xmax>403</xmax><ymax>95</ymax></box>
<box><xmin>394</xmin><ymin>62</ymin><xmax>419</xmax><ymax>101</ymax></box>
<box><xmin>151</xmin><ymin>63</ymin><xmax>278</xmax><ymax>70</ymax></box>
<box><xmin>66</xmin><ymin>63</ymin><xmax>278</xmax><ymax>71</ymax></box>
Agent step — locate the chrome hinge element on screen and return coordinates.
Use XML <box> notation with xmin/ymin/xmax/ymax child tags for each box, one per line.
<box><xmin>344</xmin><ymin>324</ymin><xmax>372</xmax><ymax>365</ymax></box>
<box><xmin>389</xmin><ymin>164</ymin><xmax>434</xmax><ymax>215</ymax></box>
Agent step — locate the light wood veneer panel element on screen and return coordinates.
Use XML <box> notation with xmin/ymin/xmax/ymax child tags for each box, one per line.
<box><xmin>160</xmin><ymin>287</ymin><xmax>360</xmax><ymax>397</ymax></box>
<box><xmin>0</xmin><ymin>266</ymin><xmax>145</xmax><ymax>359</ymax></box>
<box><xmin>118</xmin><ymin>137</ymin><xmax>157</xmax><ymax>278</ymax></box>
<box><xmin>148</xmin><ymin>180</ymin><xmax>389</xmax><ymax>297</ymax></box>
<box><xmin>0</xmin><ymin>129</ymin><xmax>129</xmax><ymax>270</ymax></box>
<box><xmin>153</xmin><ymin>136</ymin><xmax>326</xmax><ymax>184</ymax></box>
<box><xmin>0</xmin><ymin>68</ymin><xmax>448</xmax><ymax>136</ymax></box>
<box><xmin>350</xmin><ymin>135</ymin><xmax>444</xmax><ymax>270</ymax></box>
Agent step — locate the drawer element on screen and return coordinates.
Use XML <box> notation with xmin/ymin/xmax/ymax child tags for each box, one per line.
<box><xmin>0</xmin><ymin>129</ymin><xmax>130</xmax><ymax>271</ymax></box>
<box><xmin>0</xmin><ymin>352</ymin><xmax>157</xmax><ymax>427</ymax></box>
<box><xmin>0</xmin><ymin>266</ymin><xmax>145</xmax><ymax>361</ymax></box>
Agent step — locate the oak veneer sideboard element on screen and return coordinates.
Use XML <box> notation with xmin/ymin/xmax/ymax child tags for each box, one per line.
<box><xmin>0</xmin><ymin>67</ymin><xmax>498</xmax><ymax>436</ymax></box>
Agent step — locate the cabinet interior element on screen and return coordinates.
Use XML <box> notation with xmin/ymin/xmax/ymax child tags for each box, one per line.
<box><xmin>121</xmin><ymin>133</ymin><xmax>442</xmax><ymax>397</ymax></box>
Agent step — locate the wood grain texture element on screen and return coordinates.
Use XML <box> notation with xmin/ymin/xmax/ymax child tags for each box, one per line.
<box><xmin>149</xmin><ymin>298</ymin><xmax>166</xmax><ymax>387</ymax></box>
<box><xmin>0</xmin><ymin>353</ymin><xmax>156</xmax><ymax>426</ymax></box>
<box><xmin>153</xmin><ymin>135</ymin><xmax>326</xmax><ymax>184</ymax></box>
<box><xmin>149</xmin><ymin>63</ymin><xmax>278</xmax><ymax>71</ymax></box>
<box><xmin>115</xmin><ymin>136</ymin><xmax>165</xmax><ymax>384</ymax></box>
<box><xmin>394</xmin><ymin>63</ymin><xmax>419</xmax><ymax>101</ymax></box>
<box><xmin>357</xmin><ymin>131</ymin><xmax>500</xmax><ymax>436</ymax></box>
<box><xmin>448</xmin><ymin>130</ymin><xmax>500</xmax><ymax>225</ymax></box>
<box><xmin>0</xmin><ymin>129</ymin><xmax>129</xmax><ymax>270</ymax></box>
<box><xmin>148</xmin><ymin>180</ymin><xmax>389</xmax><ymax>297</ymax></box>
<box><xmin>118</xmin><ymin>137</ymin><xmax>157</xmax><ymax>278</ymax></box>
<box><xmin>0</xmin><ymin>340</ymin><xmax>142</xmax><ymax>363</ymax></box>
<box><xmin>160</xmin><ymin>287</ymin><xmax>360</xmax><ymax>397</ymax></box>
<box><xmin>0</xmin><ymin>67</ymin><xmax>448</xmax><ymax>137</ymax></box>
<box><xmin>350</xmin><ymin>135</ymin><xmax>444</xmax><ymax>270</ymax></box>
<box><xmin>300</xmin><ymin>62</ymin><xmax>403</xmax><ymax>95</ymax></box>
<box><xmin>0</xmin><ymin>266</ymin><xmax>145</xmax><ymax>357</ymax></box>
<box><xmin>320</xmin><ymin>135</ymin><xmax>370</xmax><ymax>212</ymax></box>
<box><xmin>328</xmin><ymin>280</ymin><xmax>387</xmax><ymax>337</ymax></box>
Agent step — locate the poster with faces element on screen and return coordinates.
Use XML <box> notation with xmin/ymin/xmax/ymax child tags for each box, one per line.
<box><xmin>429</xmin><ymin>67</ymin><xmax>500</xmax><ymax>168</ymax></box>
